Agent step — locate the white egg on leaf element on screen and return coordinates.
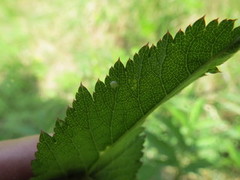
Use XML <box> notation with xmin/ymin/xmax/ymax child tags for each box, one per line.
<box><xmin>110</xmin><ymin>81</ymin><xmax>119</xmax><ymax>89</ymax></box>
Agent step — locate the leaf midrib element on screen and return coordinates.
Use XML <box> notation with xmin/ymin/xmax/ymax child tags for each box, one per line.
<box><xmin>88</xmin><ymin>36</ymin><xmax>238</xmax><ymax>174</ymax></box>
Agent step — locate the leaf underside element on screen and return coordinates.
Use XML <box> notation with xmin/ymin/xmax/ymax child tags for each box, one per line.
<box><xmin>31</xmin><ymin>17</ymin><xmax>240</xmax><ymax>180</ymax></box>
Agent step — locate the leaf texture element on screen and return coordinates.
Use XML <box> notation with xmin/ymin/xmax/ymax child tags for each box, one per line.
<box><xmin>31</xmin><ymin>17</ymin><xmax>240</xmax><ymax>180</ymax></box>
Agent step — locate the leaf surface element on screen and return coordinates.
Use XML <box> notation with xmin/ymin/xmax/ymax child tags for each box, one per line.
<box><xmin>31</xmin><ymin>17</ymin><xmax>240</xmax><ymax>180</ymax></box>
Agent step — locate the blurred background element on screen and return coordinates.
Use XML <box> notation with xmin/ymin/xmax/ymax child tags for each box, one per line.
<box><xmin>0</xmin><ymin>0</ymin><xmax>240</xmax><ymax>179</ymax></box>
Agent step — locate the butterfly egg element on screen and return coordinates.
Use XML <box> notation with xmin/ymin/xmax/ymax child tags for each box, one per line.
<box><xmin>110</xmin><ymin>81</ymin><xmax>119</xmax><ymax>89</ymax></box>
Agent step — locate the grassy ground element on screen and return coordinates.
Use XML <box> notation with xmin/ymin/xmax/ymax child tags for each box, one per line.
<box><xmin>0</xmin><ymin>0</ymin><xmax>240</xmax><ymax>179</ymax></box>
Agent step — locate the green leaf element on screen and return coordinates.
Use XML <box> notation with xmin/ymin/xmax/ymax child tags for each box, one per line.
<box><xmin>228</xmin><ymin>141</ymin><xmax>240</xmax><ymax>168</ymax></box>
<box><xmin>183</xmin><ymin>159</ymin><xmax>212</xmax><ymax>173</ymax></box>
<box><xmin>89</xmin><ymin>127</ymin><xmax>145</xmax><ymax>180</ymax></box>
<box><xmin>31</xmin><ymin>17</ymin><xmax>240</xmax><ymax>180</ymax></box>
<box><xmin>189</xmin><ymin>99</ymin><xmax>205</xmax><ymax>125</ymax></box>
<box><xmin>146</xmin><ymin>131</ymin><xmax>178</xmax><ymax>164</ymax></box>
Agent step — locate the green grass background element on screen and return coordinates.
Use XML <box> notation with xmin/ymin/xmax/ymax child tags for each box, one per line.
<box><xmin>0</xmin><ymin>0</ymin><xmax>240</xmax><ymax>179</ymax></box>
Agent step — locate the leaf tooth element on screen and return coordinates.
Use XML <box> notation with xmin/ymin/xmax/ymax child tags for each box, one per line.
<box><xmin>78</xmin><ymin>82</ymin><xmax>86</xmax><ymax>92</ymax></box>
<box><xmin>173</xmin><ymin>29</ymin><xmax>184</xmax><ymax>43</ymax></box>
<box><xmin>149</xmin><ymin>44</ymin><xmax>156</xmax><ymax>50</ymax></box>
<box><xmin>162</xmin><ymin>31</ymin><xmax>173</xmax><ymax>42</ymax></box>
<box><xmin>144</xmin><ymin>42</ymin><xmax>149</xmax><ymax>47</ymax></box>
<box><xmin>125</xmin><ymin>59</ymin><xmax>134</xmax><ymax>78</ymax></box>
<box><xmin>206</xmin><ymin>18</ymin><xmax>219</xmax><ymax>31</ymax></box>
<box><xmin>95</xmin><ymin>79</ymin><xmax>105</xmax><ymax>92</ymax></box>
<box><xmin>156</xmin><ymin>38</ymin><xmax>162</xmax><ymax>47</ymax></box>
<box><xmin>133</xmin><ymin>53</ymin><xmax>140</xmax><ymax>64</ymax></box>
<box><xmin>108</xmin><ymin>66</ymin><xmax>118</xmax><ymax>81</ymax></box>
<box><xmin>218</xmin><ymin>18</ymin><xmax>235</xmax><ymax>32</ymax></box>
<box><xmin>54</xmin><ymin>119</ymin><xmax>65</xmax><ymax>135</ymax></box>
<box><xmin>185</xmin><ymin>24</ymin><xmax>193</xmax><ymax>35</ymax></box>
<box><xmin>138</xmin><ymin>44</ymin><xmax>150</xmax><ymax>56</ymax></box>
<box><xmin>66</xmin><ymin>106</ymin><xmax>74</xmax><ymax>117</ymax></box>
<box><xmin>104</xmin><ymin>75</ymin><xmax>110</xmax><ymax>84</ymax></box>
<box><xmin>40</xmin><ymin>131</ymin><xmax>53</xmax><ymax>143</ymax></box>
<box><xmin>78</xmin><ymin>83</ymin><xmax>94</xmax><ymax>103</ymax></box>
<box><xmin>109</xmin><ymin>59</ymin><xmax>125</xmax><ymax>86</ymax></box>
<box><xmin>192</xmin><ymin>16</ymin><xmax>206</xmax><ymax>31</ymax></box>
<box><xmin>114</xmin><ymin>58</ymin><xmax>125</xmax><ymax>71</ymax></box>
<box><xmin>148</xmin><ymin>44</ymin><xmax>156</xmax><ymax>56</ymax></box>
<box><xmin>126</xmin><ymin>58</ymin><xmax>134</xmax><ymax>69</ymax></box>
<box><xmin>93</xmin><ymin>80</ymin><xmax>106</xmax><ymax>103</ymax></box>
<box><xmin>54</xmin><ymin>118</ymin><xmax>74</xmax><ymax>140</ymax></box>
<box><xmin>55</xmin><ymin>118</ymin><xmax>65</xmax><ymax>128</ymax></box>
<box><xmin>108</xmin><ymin>66</ymin><xmax>114</xmax><ymax>75</ymax></box>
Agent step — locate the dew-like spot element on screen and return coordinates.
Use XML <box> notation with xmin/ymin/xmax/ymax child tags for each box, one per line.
<box><xmin>110</xmin><ymin>81</ymin><xmax>119</xmax><ymax>89</ymax></box>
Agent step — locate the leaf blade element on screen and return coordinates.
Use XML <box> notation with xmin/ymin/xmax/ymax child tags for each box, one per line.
<box><xmin>32</xmin><ymin>17</ymin><xmax>240</xmax><ymax>180</ymax></box>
